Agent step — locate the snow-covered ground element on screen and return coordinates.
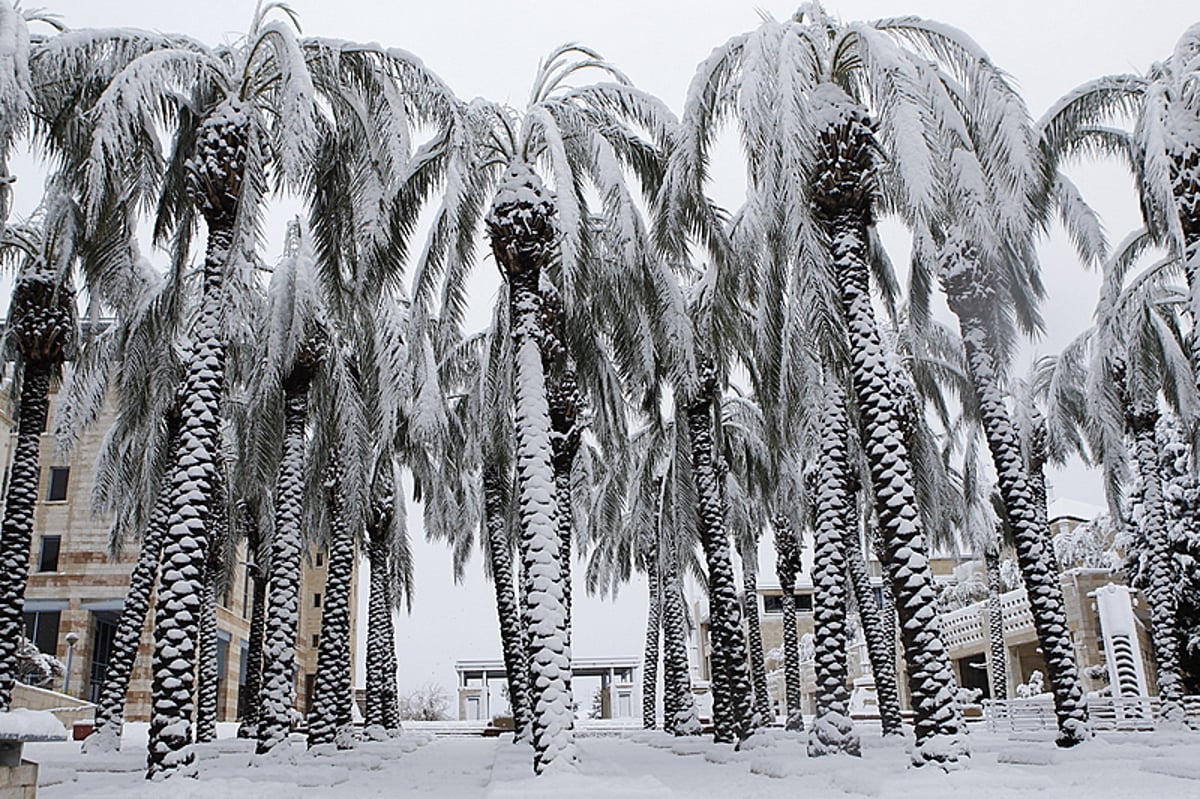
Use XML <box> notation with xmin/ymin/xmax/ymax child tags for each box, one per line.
<box><xmin>23</xmin><ymin>722</ymin><xmax>1200</xmax><ymax>798</ymax></box>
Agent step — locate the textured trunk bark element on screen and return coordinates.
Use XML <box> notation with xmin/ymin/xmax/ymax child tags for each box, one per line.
<box><xmin>147</xmin><ymin>224</ymin><xmax>231</xmax><ymax>777</ymax></box>
<box><xmin>237</xmin><ymin>559</ymin><xmax>267</xmax><ymax>739</ymax></box>
<box><xmin>0</xmin><ymin>360</ymin><xmax>52</xmax><ymax>711</ymax></box>
<box><xmin>985</xmin><ymin>547</ymin><xmax>1008</xmax><ymax>702</ymax></box>
<box><xmin>1027</xmin><ymin>417</ymin><xmax>1061</xmax><ymax>576</ymax></box>
<box><xmin>642</xmin><ymin>532</ymin><xmax>661</xmax><ymax>730</ymax></box>
<box><xmin>774</xmin><ymin>516</ymin><xmax>804</xmax><ymax>732</ymax></box>
<box><xmin>255</xmin><ymin>380</ymin><xmax>310</xmax><ymax>755</ymax></box>
<box><xmin>660</xmin><ymin>536</ymin><xmax>701</xmax><ymax>736</ymax></box>
<box><xmin>308</xmin><ymin>476</ymin><xmax>356</xmax><ymax>748</ymax></box>
<box><xmin>194</xmin><ymin>546</ymin><xmax>219</xmax><ymax>744</ymax></box>
<box><xmin>812</xmin><ymin>85</ymin><xmax>966</xmax><ymax>767</ymax></box>
<box><xmin>195</xmin><ymin>469</ymin><xmax>226</xmax><ymax>746</ymax></box>
<box><xmin>364</xmin><ymin>523</ymin><xmax>396</xmax><ymax>732</ymax></box>
<box><xmin>686</xmin><ymin>359</ymin><xmax>757</xmax><ymax>745</ymax></box>
<box><xmin>944</xmin><ymin>250</ymin><xmax>1089</xmax><ymax>747</ymax></box>
<box><xmin>836</xmin><ymin>229</ymin><xmax>966</xmax><ymax>764</ymax></box>
<box><xmin>483</xmin><ymin>468</ymin><xmax>532</xmax><ymax>739</ymax></box>
<box><xmin>1128</xmin><ymin>407</ymin><xmax>1187</xmax><ymax>726</ymax></box>
<box><xmin>489</xmin><ymin>163</ymin><xmax>574</xmax><ymax>774</ymax></box>
<box><xmin>808</xmin><ymin>387</ymin><xmax>860</xmax><ymax>757</ymax></box>
<box><xmin>845</xmin><ymin>522</ymin><xmax>903</xmax><ymax>736</ymax></box>
<box><xmin>740</xmin><ymin>544</ymin><xmax>772</xmax><ymax>726</ymax></box>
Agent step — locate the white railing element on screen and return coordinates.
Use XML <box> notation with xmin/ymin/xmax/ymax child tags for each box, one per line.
<box><xmin>986</xmin><ymin>695</ymin><xmax>1200</xmax><ymax>733</ymax></box>
<box><xmin>939</xmin><ymin>588</ymin><xmax>1035</xmax><ymax>654</ymax></box>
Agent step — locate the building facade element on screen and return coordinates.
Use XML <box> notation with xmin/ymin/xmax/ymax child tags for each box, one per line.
<box><xmin>9</xmin><ymin>384</ymin><xmax>354</xmax><ymax>722</ymax></box>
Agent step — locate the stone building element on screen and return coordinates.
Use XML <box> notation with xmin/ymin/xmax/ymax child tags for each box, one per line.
<box><xmin>694</xmin><ymin>503</ymin><xmax>1156</xmax><ymax>719</ymax></box>
<box><xmin>7</xmin><ymin>382</ymin><xmax>355</xmax><ymax>722</ymax></box>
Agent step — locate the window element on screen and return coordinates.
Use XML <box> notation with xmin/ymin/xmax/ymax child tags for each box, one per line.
<box><xmin>762</xmin><ymin>592</ymin><xmax>814</xmax><ymax>613</ymax></box>
<box><xmin>312</xmin><ymin>634</ymin><xmax>320</xmax><ymax>648</ymax></box>
<box><xmin>37</xmin><ymin>536</ymin><xmax>61</xmax><ymax>572</ymax></box>
<box><xmin>23</xmin><ymin>610</ymin><xmax>60</xmax><ymax>656</ymax></box>
<box><xmin>873</xmin><ymin>586</ymin><xmax>885</xmax><ymax>610</ymax></box>
<box><xmin>315</xmin><ymin>553</ymin><xmax>324</xmax><ymax>568</ymax></box>
<box><xmin>46</xmin><ymin>467</ymin><xmax>70</xmax><ymax>502</ymax></box>
<box><xmin>313</xmin><ymin>593</ymin><xmax>322</xmax><ymax>608</ymax></box>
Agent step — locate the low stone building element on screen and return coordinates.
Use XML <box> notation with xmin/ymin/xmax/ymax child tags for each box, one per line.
<box><xmin>694</xmin><ymin>506</ymin><xmax>1157</xmax><ymax>719</ymax></box>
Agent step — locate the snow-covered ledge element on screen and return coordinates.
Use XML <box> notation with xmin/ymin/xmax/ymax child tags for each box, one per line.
<box><xmin>0</xmin><ymin>708</ymin><xmax>68</xmax><ymax>798</ymax></box>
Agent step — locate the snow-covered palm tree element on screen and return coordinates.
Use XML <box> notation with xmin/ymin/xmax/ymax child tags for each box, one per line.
<box><xmin>1086</xmin><ymin>239</ymin><xmax>1195</xmax><ymax>726</ymax></box>
<box><xmin>1041</xmin><ymin>24</ymin><xmax>1200</xmax><ymax>359</ymax></box>
<box><xmin>0</xmin><ymin>218</ymin><xmax>76</xmax><ymax>711</ymax></box>
<box><xmin>417</xmin><ymin>43</ymin><xmax>682</xmax><ymax>773</ymax></box>
<box><xmin>0</xmin><ymin>0</ymin><xmax>31</xmax><ymax>237</ymax></box>
<box><xmin>669</xmin><ymin>3</ymin><xmax>980</xmax><ymax>765</ymax></box>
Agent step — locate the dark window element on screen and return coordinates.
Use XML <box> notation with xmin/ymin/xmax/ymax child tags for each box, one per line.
<box><xmin>46</xmin><ymin>467</ymin><xmax>70</xmax><ymax>502</ymax></box>
<box><xmin>313</xmin><ymin>593</ymin><xmax>322</xmax><ymax>608</ymax></box>
<box><xmin>38</xmin><ymin>536</ymin><xmax>61</xmax><ymax>572</ymax></box>
<box><xmin>315</xmin><ymin>553</ymin><xmax>324</xmax><ymax>568</ymax></box>
<box><xmin>23</xmin><ymin>610</ymin><xmax>60</xmax><ymax>655</ymax></box>
<box><xmin>873</xmin><ymin>586</ymin><xmax>884</xmax><ymax>610</ymax></box>
<box><xmin>88</xmin><ymin>612</ymin><xmax>119</xmax><ymax>704</ymax></box>
<box><xmin>312</xmin><ymin>634</ymin><xmax>320</xmax><ymax>648</ymax></box>
<box><xmin>762</xmin><ymin>593</ymin><xmax>813</xmax><ymax>613</ymax></box>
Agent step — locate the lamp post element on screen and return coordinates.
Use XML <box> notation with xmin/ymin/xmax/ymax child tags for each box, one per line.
<box><xmin>63</xmin><ymin>632</ymin><xmax>79</xmax><ymax>695</ymax></box>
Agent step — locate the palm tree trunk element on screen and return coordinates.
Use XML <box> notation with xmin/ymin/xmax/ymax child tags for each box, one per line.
<box><xmin>944</xmin><ymin>254</ymin><xmax>1089</xmax><ymax>748</ymax></box>
<box><xmin>195</xmin><ymin>468</ymin><xmax>226</xmax><ymax>746</ymax></box>
<box><xmin>845</xmin><ymin>523</ymin><xmax>903</xmax><ymax>736</ymax></box>
<box><xmin>808</xmin><ymin>386</ymin><xmax>860</xmax><ymax>757</ymax></box>
<box><xmin>1128</xmin><ymin>406</ymin><xmax>1186</xmax><ymax>726</ymax></box>
<box><xmin>364</xmin><ymin>519</ymin><xmax>397</xmax><ymax>734</ymax></box>
<box><xmin>255</xmin><ymin>376</ymin><xmax>310</xmax><ymax>755</ymax></box>
<box><xmin>237</xmin><ymin>561</ymin><xmax>267</xmax><ymax>739</ymax></box>
<box><xmin>0</xmin><ymin>359</ymin><xmax>53</xmax><ymax>712</ymax></box>
<box><xmin>147</xmin><ymin>228</ymin><xmax>231</xmax><ymax>777</ymax></box>
<box><xmin>774</xmin><ymin>516</ymin><xmax>804</xmax><ymax>732</ymax></box>
<box><xmin>813</xmin><ymin>89</ymin><xmax>966</xmax><ymax>766</ymax></box>
<box><xmin>740</xmin><ymin>544</ymin><xmax>772</xmax><ymax>726</ymax></box>
<box><xmin>194</xmin><ymin>549</ymin><xmax>219</xmax><ymax>744</ymax></box>
<box><xmin>482</xmin><ymin>467</ymin><xmax>532</xmax><ymax>739</ymax></box>
<box><xmin>686</xmin><ymin>360</ymin><xmax>757</xmax><ymax>744</ymax></box>
<box><xmin>985</xmin><ymin>547</ymin><xmax>1008</xmax><ymax>702</ymax></box>
<box><xmin>660</xmin><ymin>537</ymin><xmax>700</xmax><ymax>736</ymax></box>
<box><xmin>489</xmin><ymin>163</ymin><xmax>574</xmax><ymax>774</ymax></box>
<box><xmin>642</xmin><ymin>532</ymin><xmax>661</xmax><ymax>729</ymax></box>
<box><xmin>308</xmin><ymin>476</ymin><xmax>356</xmax><ymax>749</ymax></box>
<box><xmin>1027</xmin><ymin>417</ymin><xmax>1061</xmax><ymax>576</ymax></box>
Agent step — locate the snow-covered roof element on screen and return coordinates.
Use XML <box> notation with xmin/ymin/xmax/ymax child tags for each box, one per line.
<box><xmin>1047</xmin><ymin>497</ymin><xmax>1102</xmax><ymax>522</ymax></box>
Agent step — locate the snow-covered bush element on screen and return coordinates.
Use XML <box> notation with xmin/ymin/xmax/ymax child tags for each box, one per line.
<box><xmin>1053</xmin><ymin>515</ymin><xmax>1122</xmax><ymax>571</ymax></box>
<box><xmin>396</xmin><ymin>684</ymin><xmax>451</xmax><ymax>721</ymax></box>
<box><xmin>17</xmin><ymin>639</ymin><xmax>65</xmax><ymax>688</ymax></box>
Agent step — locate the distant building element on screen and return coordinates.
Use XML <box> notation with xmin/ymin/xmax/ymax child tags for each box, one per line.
<box><xmin>5</xmin><ymin>381</ymin><xmax>355</xmax><ymax>721</ymax></box>
<box><xmin>693</xmin><ymin>507</ymin><xmax>1156</xmax><ymax>719</ymax></box>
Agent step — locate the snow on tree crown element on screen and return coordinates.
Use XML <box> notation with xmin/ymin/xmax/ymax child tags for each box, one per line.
<box><xmin>486</xmin><ymin>162</ymin><xmax>558</xmax><ymax>277</ymax></box>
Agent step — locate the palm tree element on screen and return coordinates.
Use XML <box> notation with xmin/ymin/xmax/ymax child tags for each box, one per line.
<box><xmin>1088</xmin><ymin>241</ymin><xmax>1195</xmax><ymax>727</ymax></box>
<box><xmin>1041</xmin><ymin>24</ymin><xmax>1200</xmax><ymax>365</ymax></box>
<box><xmin>670</xmin><ymin>4</ymin><xmax>1005</xmax><ymax>764</ymax></box>
<box><xmin>0</xmin><ymin>223</ymin><xmax>76</xmax><ymax>711</ymax></box>
<box><xmin>419</xmin><ymin>43</ymin><xmax>682</xmax><ymax>772</ymax></box>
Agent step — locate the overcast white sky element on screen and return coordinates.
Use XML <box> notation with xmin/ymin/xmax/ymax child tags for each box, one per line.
<box><xmin>9</xmin><ymin>1</ymin><xmax>1198</xmax><ymax>700</ymax></box>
